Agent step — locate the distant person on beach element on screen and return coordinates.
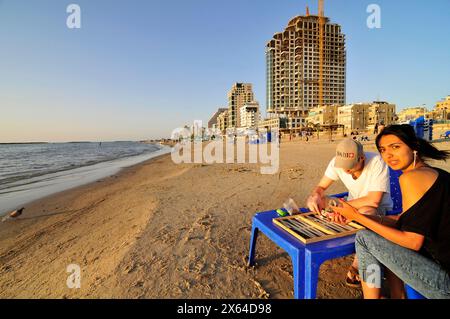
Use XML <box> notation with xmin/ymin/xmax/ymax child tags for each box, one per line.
<box><xmin>378</xmin><ymin>123</ymin><xmax>385</xmax><ymax>134</ymax></box>
<box><xmin>332</xmin><ymin>125</ymin><xmax>450</xmax><ymax>299</ymax></box>
<box><xmin>306</xmin><ymin>138</ymin><xmax>393</xmax><ymax>288</ymax></box>
<box><xmin>302</xmin><ymin>131</ymin><xmax>309</xmax><ymax>142</ymax></box>
<box><xmin>360</xmin><ymin>135</ymin><xmax>369</xmax><ymax>142</ymax></box>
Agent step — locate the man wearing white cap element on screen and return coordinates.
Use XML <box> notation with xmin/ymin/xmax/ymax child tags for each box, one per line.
<box><xmin>306</xmin><ymin>138</ymin><xmax>393</xmax><ymax>288</ymax></box>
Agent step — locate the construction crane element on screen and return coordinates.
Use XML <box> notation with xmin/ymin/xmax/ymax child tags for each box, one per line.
<box><xmin>318</xmin><ymin>0</ymin><xmax>325</xmax><ymax>107</ymax></box>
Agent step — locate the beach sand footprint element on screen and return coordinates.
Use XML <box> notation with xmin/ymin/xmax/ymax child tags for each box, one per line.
<box><xmin>185</xmin><ymin>213</ymin><xmax>213</xmax><ymax>242</ymax></box>
<box><xmin>227</xmin><ymin>166</ymin><xmax>253</xmax><ymax>173</ymax></box>
<box><xmin>286</xmin><ymin>166</ymin><xmax>304</xmax><ymax>180</ymax></box>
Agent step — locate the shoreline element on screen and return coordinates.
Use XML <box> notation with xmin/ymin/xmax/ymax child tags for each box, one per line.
<box><xmin>0</xmin><ymin>140</ymin><xmax>448</xmax><ymax>298</ymax></box>
<box><xmin>0</xmin><ymin>151</ymin><xmax>173</xmax><ymax>223</ymax></box>
<box><xmin>0</xmin><ymin>146</ymin><xmax>172</xmax><ymax>216</ymax></box>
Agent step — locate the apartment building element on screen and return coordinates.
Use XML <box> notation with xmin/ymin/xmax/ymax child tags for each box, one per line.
<box><xmin>287</xmin><ymin>117</ymin><xmax>307</xmax><ymax>130</ymax></box>
<box><xmin>208</xmin><ymin>108</ymin><xmax>228</xmax><ymax>128</ymax></box>
<box><xmin>258</xmin><ymin>117</ymin><xmax>287</xmax><ymax>132</ymax></box>
<box><xmin>217</xmin><ymin>109</ymin><xmax>229</xmax><ymax>133</ymax></box>
<box><xmin>397</xmin><ymin>106</ymin><xmax>427</xmax><ymax>123</ymax></box>
<box><xmin>367</xmin><ymin>101</ymin><xmax>396</xmax><ymax>126</ymax></box>
<box><xmin>306</xmin><ymin>104</ymin><xmax>339</xmax><ymax>125</ymax></box>
<box><xmin>337</xmin><ymin>102</ymin><xmax>396</xmax><ymax>131</ymax></box>
<box><xmin>432</xmin><ymin>96</ymin><xmax>450</xmax><ymax>121</ymax></box>
<box><xmin>266</xmin><ymin>13</ymin><xmax>346</xmax><ymax>117</ymax></box>
<box><xmin>239</xmin><ymin>101</ymin><xmax>260</xmax><ymax>129</ymax></box>
<box><xmin>337</xmin><ymin>103</ymin><xmax>369</xmax><ymax>131</ymax></box>
<box><xmin>227</xmin><ymin>83</ymin><xmax>254</xmax><ymax>128</ymax></box>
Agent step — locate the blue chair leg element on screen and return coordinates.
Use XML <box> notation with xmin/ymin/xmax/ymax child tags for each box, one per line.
<box><xmin>292</xmin><ymin>250</ymin><xmax>306</xmax><ymax>299</ymax></box>
<box><xmin>405</xmin><ymin>284</ymin><xmax>426</xmax><ymax>299</ymax></box>
<box><xmin>304</xmin><ymin>251</ymin><xmax>321</xmax><ymax>299</ymax></box>
<box><xmin>248</xmin><ymin>224</ymin><xmax>259</xmax><ymax>267</ymax></box>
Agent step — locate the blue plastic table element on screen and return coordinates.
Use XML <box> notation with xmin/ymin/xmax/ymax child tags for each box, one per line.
<box><xmin>248</xmin><ymin>209</ymin><xmax>357</xmax><ymax>299</ymax></box>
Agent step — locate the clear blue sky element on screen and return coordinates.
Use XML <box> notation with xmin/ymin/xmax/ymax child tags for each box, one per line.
<box><xmin>1</xmin><ymin>0</ymin><xmax>449</xmax><ymax>142</ymax></box>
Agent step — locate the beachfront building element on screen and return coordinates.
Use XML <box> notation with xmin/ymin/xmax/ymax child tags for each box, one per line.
<box><xmin>287</xmin><ymin>117</ymin><xmax>307</xmax><ymax>131</ymax></box>
<box><xmin>258</xmin><ymin>116</ymin><xmax>287</xmax><ymax>132</ymax></box>
<box><xmin>239</xmin><ymin>101</ymin><xmax>260</xmax><ymax>129</ymax></box>
<box><xmin>208</xmin><ymin>107</ymin><xmax>228</xmax><ymax>128</ymax></box>
<box><xmin>265</xmin><ymin>11</ymin><xmax>346</xmax><ymax>119</ymax></box>
<box><xmin>256</xmin><ymin>115</ymin><xmax>306</xmax><ymax>138</ymax></box>
<box><xmin>431</xmin><ymin>96</ymin><xmax>450</xmax><ymax>121</ymax></box>
<box><xmin>396</xmin><ymin>106</ymin><xmax>428</xmax><ymax>123</ymax></box>
<box><xmin>367</xmin><ymin>101</ymin><xmax>396</xmax><ymax>128</ymax></box>
<box><xmin>337</xmin><ymin>103</ymin><xmax>370</xmax><ymax>131</ymax></box>
<box><xmin>217</xmin><ymin>109</ymin><xmax>229</xmax><ymax>134</ymax></box>
<box><xmin>337</xmin><ymin>102</ymin><xmax>396</xmax><ymax>132</ymax></box>
<box><xmin>227</xmin><ymin>83</ymin><xmax>255</xmax><ymax>128</ymax></box>
<box><xmin>306</xmin><ymin>104</ymin><xmax>339</xmax><ymax>126</ymax></box>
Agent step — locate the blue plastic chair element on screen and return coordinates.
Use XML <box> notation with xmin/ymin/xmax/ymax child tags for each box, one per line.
<box><xmin>247</xmin><ymin>168</ymin><xmax>413</xmax><ymax>299</ymax></box>
<box><xmin>385</xmin><ymin>168</ymin><xmax>402</xmax><ymax>216</ymax></box>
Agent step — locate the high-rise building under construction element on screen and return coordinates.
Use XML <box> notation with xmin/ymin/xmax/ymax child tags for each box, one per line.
<box><xmin>266</xmin><ymin>13</ymin><xmax>346</xmax><ymax>117</ymax></box>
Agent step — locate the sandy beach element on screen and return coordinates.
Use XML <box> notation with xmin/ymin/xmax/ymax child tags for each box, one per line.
<box><xmin>1</xmin><ymin>137</ymin><xmax>449</xmax><ymax>299</ymax></box>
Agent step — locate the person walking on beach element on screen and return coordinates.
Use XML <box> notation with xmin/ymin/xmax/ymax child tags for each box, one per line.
<box><xmin>332</xmin><ymin>125</ymin><xmax>450</xmax><ymax>299</ymax></box>
<box><xmin>378</xmin><ymin>122</ymin><xmax>385</xmax><ymax>134</ymax></box>
<box><xmin>302</xmin><ymin>130</ymin><xmax>309</xmax><ymax>142</ymax></box>
<box><xmin>305</xmin><ymin>138</ymin><xmax>393</xmax><ymax>288</ymax></box>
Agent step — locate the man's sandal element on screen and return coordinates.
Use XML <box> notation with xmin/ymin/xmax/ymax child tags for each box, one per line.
<box><xmin>346</xmin><ymin>265</ymin><xmax>361</xmax><ymax>288</ymax></box>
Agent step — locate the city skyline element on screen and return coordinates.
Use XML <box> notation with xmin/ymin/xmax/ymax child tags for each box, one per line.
<box><xmin>1</xmin><ymin>0</ymin><xmax>449</xmax><ymax>142</ymax></box>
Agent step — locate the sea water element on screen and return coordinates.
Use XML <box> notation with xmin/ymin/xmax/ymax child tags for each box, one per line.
<box><xmin>0</xmin><ymin>142</ymin><xmax>170</xmax><ymax>215</ymax></box>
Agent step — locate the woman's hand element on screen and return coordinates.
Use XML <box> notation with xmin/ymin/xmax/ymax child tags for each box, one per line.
<box><xmin>330</xmin><ymin>199</ymin><xmax>360</xmax><ymax>223</ymax></box>
<box><xmin>329</xmin><ymin>212</ymin><xmax>349</xmax><ymax>225</ymax></box>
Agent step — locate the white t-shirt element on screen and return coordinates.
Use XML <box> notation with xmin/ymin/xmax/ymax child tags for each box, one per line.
<box><xmin>324</xmin><ymin>152</ymin><xmax>393</xmax><ymax>210</ymax></box>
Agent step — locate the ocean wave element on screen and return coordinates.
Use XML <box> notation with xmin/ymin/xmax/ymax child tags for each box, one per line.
<box><xmin>0</xmin><ymin>142</ymin><xmax>162</xmax><ymax>191</ymax></box>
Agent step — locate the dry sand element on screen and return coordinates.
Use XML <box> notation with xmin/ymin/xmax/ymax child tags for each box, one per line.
<box><xmin>1</xmin><ymin>137</ymin><xmax>449</xmax><ymax>299</ymax></box>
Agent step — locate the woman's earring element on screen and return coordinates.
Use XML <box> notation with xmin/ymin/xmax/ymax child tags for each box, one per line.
<box><xmin>413</xmin><ymin>151</ymin><xmax>417</xmax><ymax>168</ymax></box>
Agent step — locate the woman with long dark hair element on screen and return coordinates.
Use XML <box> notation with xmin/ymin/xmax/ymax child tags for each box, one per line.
<box><xmin>332</xmin><ymin>124</ymin><xmax>450</xmax><ymax>299</ymax></box>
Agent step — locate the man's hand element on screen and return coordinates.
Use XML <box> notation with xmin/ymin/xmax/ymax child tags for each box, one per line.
<box><xmin>306</xmin><ymin>192</ymin><xmax>325</xmax><ymax>214</ymax></box>
<box><xmin>306</xmin><ymin>177</ymin><xmax>333</xmax><ymax>214</ymax></box>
